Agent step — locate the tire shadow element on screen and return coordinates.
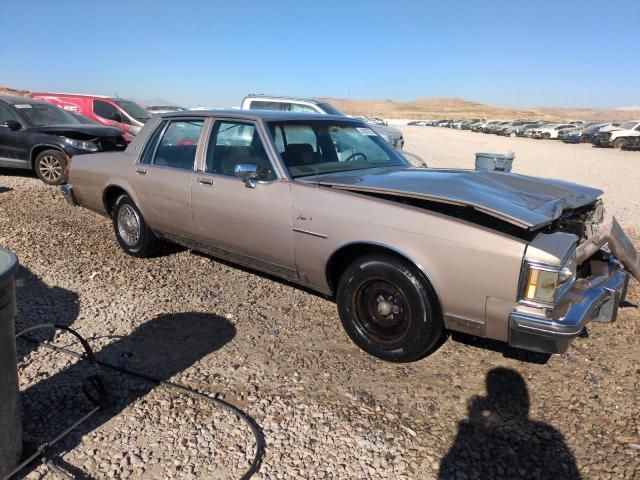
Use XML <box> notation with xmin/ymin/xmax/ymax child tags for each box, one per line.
<box><xmin>16</xmin><ymin>312</ymin><xmax>265</xmax><ymax>479</ymax></box>
<box><xmin>14</xmin><ymin>266</ymin><xmax>80</xmax><ymax>363</ymax></box>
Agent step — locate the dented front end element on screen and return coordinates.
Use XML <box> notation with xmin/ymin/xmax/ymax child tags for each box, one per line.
<box><xmin>508</xmin><ymin>216</ymin><xmax>637</xmax><ymax>354</ymax></box>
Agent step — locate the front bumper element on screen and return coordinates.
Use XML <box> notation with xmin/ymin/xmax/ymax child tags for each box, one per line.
<box><xmin>60</xmin><ymin>183</ymin><xmax>78</xmax><ymax>206</ymax></box>
<box><xmin>509</xmin><ymin>262</ymin><xmax>629</xmax><ymax>354</ymax></box>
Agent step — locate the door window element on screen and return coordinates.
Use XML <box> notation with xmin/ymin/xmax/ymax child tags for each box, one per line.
<box><xmin>93</xmin><ymin>100</ymin><xmax>121</xmax><ymax>121</ymax></box>
<box><xmin>152</xmin><ymin>120</ymin><xmax>204</xmax><ymax>170</ymax></box>
<box><xmin>249</xmin><ymin>100</ymin><xmax>287</xmax><ymax>111</ymax></box>
<box><xmin>0</xmin><ymin>104</ymin><xmax>19</xmax><ymax>123</ymax></box>
<box><xmin>205</xmin><ymin>121</ymin><xmax>276</xmax><ymax>181</ymax></box>
<box><xmin>290</xmin><ymin>103</ymin><xmax>318</xmax><ymax>113</ymax></box>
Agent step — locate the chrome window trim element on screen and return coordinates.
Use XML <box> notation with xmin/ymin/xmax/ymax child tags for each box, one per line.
<box><xmin>517</xmin><ymin>246</ymin><xmax>578</xmax><ymax>310</ymax></box>
<box><xmin>199</xmin><ymin>117</ymin><xmax>282</xmax><ymax>183</ymax></box>
<box><xmin>138</xmin><ymin>117</ymin><xmax>206</xmax><ymax>172</ymax></box>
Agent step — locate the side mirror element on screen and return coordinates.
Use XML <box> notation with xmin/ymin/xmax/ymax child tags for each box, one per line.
<box><xmin>110</xmin><ymin>112</ymin><xmax>123</xmax><ymax>123</ymax></box>
<box><xmin>1</xmin><ymin>120</ymin><xmax>22</xmax><ymax>131</ymax></box>
<box><xmin>234</xmin><ymin>163</ymin><xmax>259</xmax><ymax>188</ymax></box>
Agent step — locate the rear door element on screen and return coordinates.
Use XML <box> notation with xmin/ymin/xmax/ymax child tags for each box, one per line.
<box><xmin>190</xmin><ymin>119</ymin><xmax>295</xmax><ymax>277</ymax></box>
<box><xmin>130</xmin><ymin>118</ymin><xmax>205</xmax><ymax>237</ymax></box>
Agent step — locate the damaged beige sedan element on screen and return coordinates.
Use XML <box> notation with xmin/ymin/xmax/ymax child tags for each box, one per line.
<box><xmin>61</xmin><ymin>111</ymin><xmax>639</xmax><ymax>362</ymax></box>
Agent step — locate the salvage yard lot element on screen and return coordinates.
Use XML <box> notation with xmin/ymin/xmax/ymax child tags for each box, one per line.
<box><xmin>403</xmin><ymin>126</ymin><xmax>640</xmax><ymax>230</ymax></box>
<box><xmin>1</xmin><ymin>127</ymin><xmax>639</xmax><ymax>479</ymax></box>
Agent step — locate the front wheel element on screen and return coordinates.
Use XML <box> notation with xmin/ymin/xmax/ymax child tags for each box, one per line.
<box><xmin>34</xmin><ymin>149</ymin><xmax>67</xmax><ymax>185</ymax></box>
<box><xmin>336</xmin><ymin>253</ymin><xmax>443</xmax><ymax>362</ymax></box>
<box><xmin>112</xmin><ymin>195</ymin><xmax>163</xmax><ymax>257</ymax></box>
<box><xmin>612</xmin><ymin>138</ymin><xmax>627</xmax><ymax>149</ymax></box>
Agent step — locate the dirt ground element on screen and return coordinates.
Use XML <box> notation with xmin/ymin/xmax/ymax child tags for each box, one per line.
<box><xmin>1</xmin><ymin>129</ymin><xmax>639</xmax><ymax>479</ymax></box>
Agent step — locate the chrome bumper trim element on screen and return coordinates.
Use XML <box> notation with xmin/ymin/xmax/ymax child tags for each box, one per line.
<box><xmin>509</xmin><ymin>267</ymin><xmax>630</xmax><ymax>354</ymax></box>
<box><xmin>60</xmin><ymin>184</ymin><xmax>78</xmax><ymax>207</ymax></box>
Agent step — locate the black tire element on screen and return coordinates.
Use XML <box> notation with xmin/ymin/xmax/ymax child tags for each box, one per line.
<box><xmin>612</xmin><ymin>138</ymin><xmax>627</xmax><ymax>149</ymax></box>
<box><xmin>336</xmin><ymin>253</ymin><xmax>443</xmax><ymax>362</ymax></box>
<box><xmin>34</xmin><ymin>149</ymin><xmax>67</xmax><ymax>185</ymax></box>
<box><xmin>542</xmin><ymin>133</ymin><xmax>551</xmax><ymax>140</ymax></box>
<box><xmin>112</xmin><ymin>195</ymin><xmax>163</xmax><ymax>257</ymax></box>
<box><xmin>580</xmin><ymin>135</ymin><xmax>590</xmax><ymax>144</ymax></box>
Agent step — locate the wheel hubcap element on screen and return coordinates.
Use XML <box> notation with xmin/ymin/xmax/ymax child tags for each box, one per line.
<box><xmin>353</xmin><ymin>280</ymin><xmax>411</xmax><ymax>344</ymax></box>
<box><xmin>117</xmin><ymin>205</ymin><xmax>141</xmax><ymax>246</ymax></box>
<box><xmin>39</xmin><ymin>156</ymin><xmax>62</xmax><ymax>182</ymax></box>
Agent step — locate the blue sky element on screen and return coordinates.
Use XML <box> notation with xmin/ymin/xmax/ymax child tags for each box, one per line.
<box><xmin>1</xmin><ymin>0</ymin><xmax>638</xmax><ymax>108</ymax></box>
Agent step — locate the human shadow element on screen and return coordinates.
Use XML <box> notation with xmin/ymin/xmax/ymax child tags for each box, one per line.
<box><xmin>14</xmin><ymin>266</ymin><xmax>80</xmax><ymax>363</ymax></box>
<box><xmin>438</xmin><ymin>368</ymin><xmax>581</xmax><ymax>480</ymax></box>
<box><xmin>17</xmin><ymin>312</ymin><xmax>252</xmax><ymax>478</ymax></box>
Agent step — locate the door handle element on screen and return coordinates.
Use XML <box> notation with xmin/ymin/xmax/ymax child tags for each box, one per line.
<box><xmin>197</xmin><ymin>177</ymin><xmax>214</xmax><ymax>185</ymax></box>
<box><xmin>135</xmin><ymin>167</ymin><xmax>147</xmax><ymax>175</ymax></box>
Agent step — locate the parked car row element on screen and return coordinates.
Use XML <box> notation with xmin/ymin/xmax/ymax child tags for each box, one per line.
<box><xmin>409</xmin><ymin>118</ymin><xmax>640</xmax><ymax>149</ymax></box>
<box><xmin>0</xmin><ymin>93</ymin><xmax>408</xmax><ymax>186</ymax></box>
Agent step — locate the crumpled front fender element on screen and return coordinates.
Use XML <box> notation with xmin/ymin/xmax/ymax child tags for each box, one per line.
<box><xmin>577</xmin><ymin>217</ymin><xmax>640</xmax><ymax>281</ymax></box>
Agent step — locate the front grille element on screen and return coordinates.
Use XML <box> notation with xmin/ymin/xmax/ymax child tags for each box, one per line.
<box><xmin>98</xmin><ymin>137</ymin><xmax>127</xmax><ymax>152</ymax></box>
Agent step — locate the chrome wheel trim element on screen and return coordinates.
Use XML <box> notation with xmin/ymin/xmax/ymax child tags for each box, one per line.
<box><xmin>117</xmin><ymin>204</ymin><xmax>141</xmax><ymax>247</ymax></box>
<box><xmin>39</xmin><ymin>155</ymin><xmax>63</xmax><ymax>182</ymax></box>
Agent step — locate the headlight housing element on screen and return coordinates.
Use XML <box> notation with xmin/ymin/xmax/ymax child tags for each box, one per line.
<box><xmin>63</xmin><ymin>137</ymin><xmax>99</xmax><ymax>152</ymax></box>
<box><xmin>521</xmin><ymin>248</ymin><xmax>577</xmax><ymax>306</ymax></box>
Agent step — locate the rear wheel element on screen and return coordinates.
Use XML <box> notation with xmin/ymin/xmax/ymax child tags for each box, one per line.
<box><xmin>34</xmin><ymin>149</ymin><xmax>67</xmax><ymax>185</ymax></box>
<box><xmin>112</xmin><ymin>195</ymin><xmax>163</xmax><ymax>257</ymax></box>
<box><xmin>336</xmin><ymin>253</ymin><xmax>443</xmax><ymax>362</ymax></box>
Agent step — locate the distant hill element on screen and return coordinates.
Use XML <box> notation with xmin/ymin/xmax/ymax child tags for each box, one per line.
<box><xmin>330</xmin><ymin>97</ymin><xmax>640</xmax><ymax>121</ymax></box>
<box><xmin>0</xmin><ymin>85</ymin><xmax>30</xmax><ymax>97</ymax></box>
<box><xmin>2</xmin><ymin>84</ymin><xmax>637</xmax><ymax>121</ymax></box>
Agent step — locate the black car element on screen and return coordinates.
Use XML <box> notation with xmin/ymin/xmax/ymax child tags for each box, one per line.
<box><xmin>622</xmin><ymin>136</ymin><xmax>640</xmax><ymax>151</ymax></box>
<box><xmin>0</xmin><ymin>96</ymin><xmax>127</xmax><ymax>185</ymax></box>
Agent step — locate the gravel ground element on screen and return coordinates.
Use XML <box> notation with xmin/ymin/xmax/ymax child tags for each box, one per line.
<box><xmin>1</xmin><ymin>135</ymin><xmax>639</xmax><ymax>480</ymax></box>
<box><xmin>402</xmin><ymin>126</ymin><xmax>640</xmax><ymax>229</ymax></box>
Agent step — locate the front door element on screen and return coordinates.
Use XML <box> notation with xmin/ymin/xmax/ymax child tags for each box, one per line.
<box><xmin>0</xmin><ymin>103</ymin><xmax>29</xmax><ymax>168</ymax></box>
<box><xmin>130</xmin><ymin>118</ymin><xmax>205</xmax><ymax>237</ymax></box>
<box><xmin>190</xmin><ymin>119</ymin><xmax>295</xmax><ymax>279</ymax></box>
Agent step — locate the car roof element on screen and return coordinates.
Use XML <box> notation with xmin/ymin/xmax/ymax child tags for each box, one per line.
<box><xmin>244</xmin><ymin>94</ymin><xmax>328</xmax><ymax>104</ymax></box>
<box><xmin>0</xmin><ymin>95</ymin><xmax>51</xmax><ymax>106</ymax></box>
<box><xmin>158</xmin><ymin>109</ymin><xmax>358</xmax><ymax>122</ymax></box>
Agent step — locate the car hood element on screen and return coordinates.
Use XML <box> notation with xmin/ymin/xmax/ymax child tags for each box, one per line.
<box><xmin>369</xmin><ymin>124</ymin><xmax>403</xmax><ymax>140</ymax></box>
<box><xmin>35</xmin><ymin>124</ymin><xmax>123</xmax><ymax>138</ymax></box>
<box><xmin>301</xmin><ymin>167</ymin><xmax>603</xmax><ymax>229</ymax></box>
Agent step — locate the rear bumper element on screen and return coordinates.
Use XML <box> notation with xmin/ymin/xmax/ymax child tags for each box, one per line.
<box><xmin>60</xmin><ymin>183</ymin><xmax>78</xmax><ymax>206</ymax></box>
<box><xmin>509</xmin><ymin>264</ymin><xmax>630</xmax><ymax>354</ymax></box>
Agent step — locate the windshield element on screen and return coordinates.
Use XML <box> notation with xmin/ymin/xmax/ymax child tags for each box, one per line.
<box><xmin>619</xmin><ymin>121</ymin><xmax>638</xmax><ymax>130</ymax></box>
<box><xmin>15</xmin><ymin>103</ymin><xmax>81</xmax><ymax>126</ymax></box>
<box><xmin>268</xmin><ymin>120</ymin><xmax>408</xmax><ymax>178</ymax></box>
<box><xmin>317</xmin><ymin>102</ymin><xmax>344</xmax><ymax>116</ymax></box>
<box><xmin>114</xmin><ymin>100</ymin><xmax>151</xmax><ymax>122</ymax></box>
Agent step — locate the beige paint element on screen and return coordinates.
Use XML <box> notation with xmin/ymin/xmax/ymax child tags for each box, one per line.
<box><xmin>65</xmin><ymin>111</ymin><xmax>613</xmax><ymax>344</ymax></box>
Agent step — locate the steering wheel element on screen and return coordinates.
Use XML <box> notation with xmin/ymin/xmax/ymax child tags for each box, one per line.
<box><xmin>344</xmin><ymin>152</ymin><xmax>368</xmax><ymax>162</ymax></box>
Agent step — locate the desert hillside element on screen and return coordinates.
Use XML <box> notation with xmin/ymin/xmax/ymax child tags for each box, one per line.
<box><xmin>330</xmin><ymin>97</ymin><xmax>640</xmax><ymax>121</ymax></box>
<box><xmin>2</xmin><ymin>84</ymin><xmax>637</xmax><ymax>121</ymax></box>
